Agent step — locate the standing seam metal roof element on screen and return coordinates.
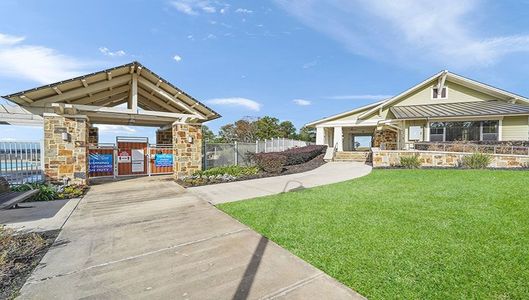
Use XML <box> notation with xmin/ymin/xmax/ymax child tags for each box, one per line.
<box><xmin>390</xmin><ymin>101</ymin><xmax>529</xmax><ymax>119</ymax></box>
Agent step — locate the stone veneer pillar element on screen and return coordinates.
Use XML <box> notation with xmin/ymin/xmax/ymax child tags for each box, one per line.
<box><xmin>88</xmin><ymin>126</ymin><xmax>99</xmax><ymax>145</ymax></box>
<box><xmin>43</xmin><ymin>115</ymin><xmax>89</xmax><ymax>185</ymax></box>
<box><xmin>172</xmin><ymin>123</ymin><xmax>202</xmax><ymax>179</ymax></box>
<box><xmin>156</xmin><ymin>128</ymin><xmax>173</xmax><ymax>145</ymax></box>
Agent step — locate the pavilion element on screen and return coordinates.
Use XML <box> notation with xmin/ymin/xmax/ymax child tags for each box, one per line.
<box><xmin>1</xmin><ymin>61</ymin><xmax>220</xmax><ymax>185</ymax></box>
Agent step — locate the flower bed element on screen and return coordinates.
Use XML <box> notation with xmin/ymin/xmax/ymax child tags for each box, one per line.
<box><xmin>11</xmin><ymin>183</ymin><xmax>88</xmax><ymax>202</ymax></box>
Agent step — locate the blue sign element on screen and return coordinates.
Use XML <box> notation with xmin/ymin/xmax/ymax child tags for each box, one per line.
<box><xmin>89</xmin><ymin>153</ymin><xmax>113</xmax><ymax>173</ymax></box>
<box><xmin>154</xmin><ymin>153</ymin><xmax>173</xmax><ymax>168</ymax></box>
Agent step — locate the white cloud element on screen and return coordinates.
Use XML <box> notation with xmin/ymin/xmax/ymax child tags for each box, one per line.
<box><xmin>169</xmin><ymin>1</ymin><xmax>228</xmax><ymax>15</ymax></box>
<box><xmin>201</xmin><ymin>5</ymin><xmax>216</xmax><ymax>13</ymax></box>
<box><xmin>173</xmin><ymin>54</ymin><xmax>182</xmax><ymax>62</ymax></box>
<box><xmin>0</xmin><ymin>32</ymin><xmax>87</xmax><ymax>84</ymax></box>
<box><xmin>0</xmin><ymin>33</ymin><xmax>25</xmax><ymax>46</ymax></box>
<box><xmin>235</xmin><ymin>8</ymin><xmax>253</xmax><ymax>14</ymax></box>
<box><xmin>207</xmin><ymin>97</ymin><xmax>262</xmax><ymax>111</ymax></box>
<box><xmin>302</xmin><ymin>60</ymin><xmax>317</xmax><ymax>69</ymax></box>
<box><xmin>326</xmin><ymin>95</ymin><xmax>392</xmax><ymax>100</ymax></box>
<box><xmin>99</xmin><ymin>47</ymin><xmax>126</xmax><ymax>57</ymax></box>
<box><xmin>169</xmin><ymin>1</ymin><xmax>197</xmax><ymax>15</ymax></box>
<box><xmin>275</xmin><ymin>0</ymin><xmax>529</xmax><ymax>67</ymax></box>
<box><xmin>96</xmin><ymin>125</ymin><xmax>137</xmax><ymax>134</ymax></box>
<box><xmin>293</xmin><ymin>99</ymin><xmax>311</xmax><ymax>106</ymax></box>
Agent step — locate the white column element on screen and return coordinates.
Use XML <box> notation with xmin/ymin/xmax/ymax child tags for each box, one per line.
<box><xmin>316</xmin><ymin>127</ymin><xmax>325</xmax><ymax>145</ymax></box>
<box><xmin>334</xmin><ymin>126</ymin><xmax>343</xmax><ymax>151</ymax></box>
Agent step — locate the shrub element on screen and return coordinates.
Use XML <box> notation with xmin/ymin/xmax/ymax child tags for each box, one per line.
<box><xmin>11</xmin><ymin>183</ymin><xmax>87</xmax><ymax>201</ymax></box>
<box><xmin>57</xmin><ymin>184</ymin><xmax>88</xmax><ymax>199</ymax></box>
<box><xmin>399</xmin><ymin>155</ymin><xmax>421</xmax><ymax>169</ymax></box>
<box><xmin>280</xmin><ymin>145</ymin><xmax>327</xmax><ymax>165</ymax></box>
<box><xmin>194</xmin><ymin>165</ymin><xmax>259</xmax><ymax>177</ymax></box>
<box><xmin>255</xmin><ymin>153</ymin><xmax>287</xmax><ymax>173</ymax></box>
<box><xmin>462</xmin><ymin>153</ymin><xmax>491</xmax><ymax>169</ymax></box>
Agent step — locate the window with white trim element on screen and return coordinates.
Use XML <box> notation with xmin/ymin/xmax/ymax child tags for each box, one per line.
<box><xmin>428</xmin><ymin>121</ymin><xmax>499</xmax><ymax>142</ymax></box>
<box><xmin>432</xmin><ymin>87</ymin><xmax>447</xmax><ymax>99</ymax></box>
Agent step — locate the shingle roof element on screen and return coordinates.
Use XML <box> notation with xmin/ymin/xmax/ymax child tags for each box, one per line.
<box><xmin>390</xmin><ymin>101</ymin><xmax>529</xmax><ymax>119</ymax></box>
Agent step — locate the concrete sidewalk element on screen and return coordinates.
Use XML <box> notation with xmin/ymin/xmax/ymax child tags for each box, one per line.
<box><xmin>0</xmin><ymin>197</ymin><xmax>82</xmax><ymax>233</ymax></box>
<box><xmin>18</xmin><ymin>174</ymin><xmax>365</xmax><ymax>299</ymax></box>
<box><xmin>190</xmin><ymin>162</ymin><xmax>372</xmax><ymax>204</ymax></box>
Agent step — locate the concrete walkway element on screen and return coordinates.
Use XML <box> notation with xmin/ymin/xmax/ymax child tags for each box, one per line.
<box><xmin>191</xmin><ymin>162</ymin><xmax>372</xmax><ymax>204</ymax></box>
<box><xmin>19</xmin><ymin>167</ymin><xmax>367</xmax><ymax>299</ymax></box>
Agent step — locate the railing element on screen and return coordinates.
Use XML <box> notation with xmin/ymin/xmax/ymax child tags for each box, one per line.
<box><xmin>257</xmin><ymin>138</ymin><xmax>313</xmax><ymax>153</ymax></box>
<box><xmin>204</xmin><ymin>138</ymin><xmax>313</xmax><ymax>169</ymax></box>
<box><xmin>0</xmin><ymin>141</ymin><xmax>44</xmax><ymax>185</ymax></box>
<box><xmin>380</xmin><ymin>142</ymin><xmax>529</xmax><ymax>156</ymax></box>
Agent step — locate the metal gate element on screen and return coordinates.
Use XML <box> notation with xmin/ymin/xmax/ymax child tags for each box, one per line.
<box><xmin>149</xmin><ymin>144</ymin><xmax>173</xmax><ymax>175</ymax></box>
<box><xmin>116</xmin><ymin>137</ymin><xmax>148</xmax><ymax>177</ymax></box>
<box><xmin>88</xmin><ymin>137</ymin><xmax>173</xmax><ymax>178</ymax></box>
<box><xmin>88</xmin><ymin>144</ymin><xmax>115</xmax><ymax>178</ymax></box>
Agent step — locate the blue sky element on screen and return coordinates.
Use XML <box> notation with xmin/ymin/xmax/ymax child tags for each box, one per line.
<box><xmin>2</xmin><ymin>0</ymin><xmax>529</xmax><ymax>143</ymax></box>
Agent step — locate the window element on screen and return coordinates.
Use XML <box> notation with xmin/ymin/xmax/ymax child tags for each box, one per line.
<box><xmin>482</xmin><ymin>120</ymin><xmax>499</xmax><ymax>141</ymax></box>
<box><xmin>428</xmin><ymin>121</ymin><xmax>499</xmax><ymax>142</ymax></box>
<box><xmin>429</xmin><ymin>122</ymin><xmax>444</xmax><ymax>141</ymax></box>
<box><xmin>432</xmin><ymin>87</ymin><xmax>447</xmax><ymax>99</ymax></box>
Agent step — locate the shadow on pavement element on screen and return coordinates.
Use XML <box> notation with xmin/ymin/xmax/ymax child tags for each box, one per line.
<box><xmin>232</xmin><ymin>180</ymin><xmax>305</xmax><ymax>299</ymax></box>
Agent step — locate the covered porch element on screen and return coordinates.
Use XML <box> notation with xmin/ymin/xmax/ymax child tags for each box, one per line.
<box><xmin>316</xmin><ymin>124</ymin><xmax>400</xmax><ymax>152</ymax></box>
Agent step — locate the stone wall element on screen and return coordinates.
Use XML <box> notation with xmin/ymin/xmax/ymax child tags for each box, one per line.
<box><xmin>373</xmin><ymin>130</ymin><xmax>398</xmax><ymax>150</ymax></box>
<box><xmin>172</xmin><ymin>124</ymin><xmax>202</xmax><ymax>179</ymax></box>
<box><xmin>88</xmin><ymin>126</ymin><xmax>99</xmax><ymax>145</ymax></box>
<box><xmin>372</xmin><ymin>148</ymin><xmax>529</xmax><ymax>168</ymax></box>
<box><xmin>44</xmin><ymin>115</ymin><xmax>89</xmax><ymax>185</ymax></box>
<box><xmin>156</xmin><ymin>128</ymin><xmax>173</xmax><ymax>145</ymax></box>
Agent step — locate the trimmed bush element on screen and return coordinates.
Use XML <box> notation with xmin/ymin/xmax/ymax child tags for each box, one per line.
<box><xmin>255</xmin><ymin>153</ymin><xmax>287</xmax><ymax>173</ymax></box>
<box><xmin>281</xmin><ymin>145</ymin><xmax>327</xmax><ymax>166</ymax></box>
<box><xmin>462</xmin><ymin>153</ymin><xmax>491</xmax><ymax>169</ymax></box>
<box><xmin>400</xmin><ymin>155</ymin><xmax>421</xmax><ymax>169</ymax></box>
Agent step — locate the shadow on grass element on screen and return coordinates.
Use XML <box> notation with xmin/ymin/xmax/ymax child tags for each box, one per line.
<box><xmin>232</xmin><ymin>180</ymin><xmax>304</xmax><ymax>300</ymax></box>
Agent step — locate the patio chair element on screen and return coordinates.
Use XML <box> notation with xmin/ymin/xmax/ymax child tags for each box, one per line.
<box><xmin>0</xmin><ymin>176</ymin><xmax>39</xmax><ymax>209</ymax></box>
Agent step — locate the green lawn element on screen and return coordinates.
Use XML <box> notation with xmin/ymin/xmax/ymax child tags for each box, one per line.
<box><xmin>217</xmin><ymin>169</ymin><xmax>529</xmax><ymax>299</ymax></box>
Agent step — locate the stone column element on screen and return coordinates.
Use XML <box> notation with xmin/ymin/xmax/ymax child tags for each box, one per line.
<box><xmin>156</xmin><ymin>127</ymin><xmax>173</xmax><ymax>145</ymax></box>
<box><xmin>172</xmin><ymin>123</ymin><xmax>202</xmax><ymax>179</ymax></box>
<box><xmin>43</xmin><ymin>115</ymin><xmax>89</xmax><ymax>185</ymax></box>
<box><xmin>88</xmin><ymin>126</ymin><xmax>99</xmax><ymax>145</ymax></box>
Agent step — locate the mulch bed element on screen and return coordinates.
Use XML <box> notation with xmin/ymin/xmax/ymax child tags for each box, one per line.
<box><xmin>0</xmin><ymin>228</ymin><xmax>59</xmax><ymax>299</ymax></box>
<box><xmin>177</xmin><ymin>154</ymin><xmax>327</xmax><ymax>187</ymax></box>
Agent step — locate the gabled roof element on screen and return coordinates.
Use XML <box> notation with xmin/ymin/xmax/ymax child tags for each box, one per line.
<box><xmin>357</xmin><ymin>70</ymin><xmax>529</xmax><ymax>119</ymax></box>
<box><xmin>390</xmin><ymin>100</ymin><xmax>529</xmax><ymax>119</ymax></box>
<box><xmin>305</xmin><ymin>98</ymin><xmax>389</xmax><ymax>127</ymax></box>
<box><xmin>2</xmin><ymin>61</ymin><xmax>220</xmax><ymax>126</ymax></box>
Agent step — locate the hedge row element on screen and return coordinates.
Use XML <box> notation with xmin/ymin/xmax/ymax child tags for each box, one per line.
<box><xmin>254</xmin><ymin>145</ymin><xmax>326</xmax><ymax>173</ymax></box>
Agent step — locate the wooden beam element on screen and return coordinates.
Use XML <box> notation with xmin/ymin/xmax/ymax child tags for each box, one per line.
<box><xmin>107</xmin><ymin>72</ymin><xmax>112</xmax><ymax>81</ymax></box>
<box><xmin>81</xmin><ymin>79</ymin><xmax>88</xmax><ymax>88</ymax></box>
<box><xmin>137</xmin><ymin>66</ymin><xmax>142</xmax><ymax>76</ymax></box>
<box><xmin>129</xmin><ymin>74</ymin><xmax>138</xmax><ymax>112</ymax></box>
<box><xmin>31</xmin><ymin>75</ymin><xmax>131</xmax><ymax>106</ymax></box>
<box><xmin>20</xmin><ymin>95</ymin><xmax>34</xmax><ymax>103</ymax></box>
<box><xmin>53</xmin><ymin>87</ymin><xmax>62</xmax><ymax>95</ymax></box>
<box><xmin>69</xmin><ymin>85</ymin><xmax>130</xmax><ymax>105</ymax></box>
<box><xmin>137</xmin><ymin>88</ymin><xmax>180</xmax><ymax>113</ymax></box>
<box><xmin>137</xmin><ymin>77</ymin><xmax>205</xmax><ymax>117</ymax></box>
<box><xmin>91</xmin><ymin>91</ymin><xmax>130</xmax><ymax>107</ymax></box>
<box><xmin>53</xmin><ymin>103</ymin><xmax>199</xmax><ymax>119</ymax></box>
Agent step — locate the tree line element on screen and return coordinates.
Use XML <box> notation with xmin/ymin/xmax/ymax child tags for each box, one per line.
<box><xmin>202</xmin><ymin>116</ymin><xmax>315</xmax><ymax>143</ymax></box>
